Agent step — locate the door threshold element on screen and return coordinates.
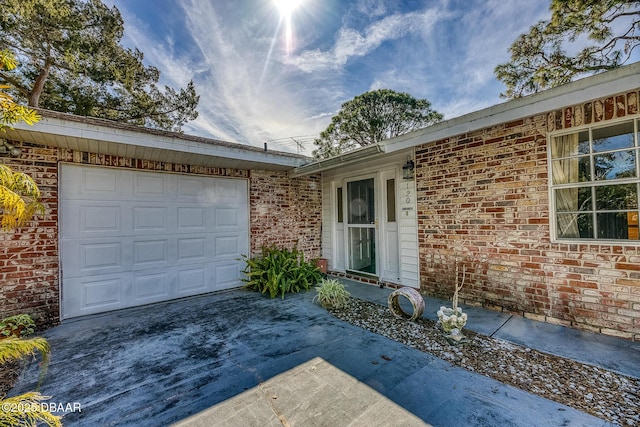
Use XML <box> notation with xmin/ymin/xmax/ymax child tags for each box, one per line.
<box><xmin>346</xmin><ymin>270</ymin><xmax>378</xmax><ymax>280</ymax></box>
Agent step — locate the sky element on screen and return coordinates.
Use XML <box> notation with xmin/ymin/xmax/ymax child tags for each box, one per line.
<box><xmin>103</xmin><ymin>0</ymin><xmax>555</xmax><ymax>155</ymax></box>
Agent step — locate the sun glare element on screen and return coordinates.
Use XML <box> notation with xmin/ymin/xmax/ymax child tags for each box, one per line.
<box><xmin>272</xmin><ymin>0</ymin><xmax>303</xmax><ymax>54</ymax></box>
<box><xmin>274</xmin><ymin>0</ymin><xmax>303</xmax><ymax>16</ymax></box>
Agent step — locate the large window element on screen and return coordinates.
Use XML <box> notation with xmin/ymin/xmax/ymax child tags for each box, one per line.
<box><xmin>550</xmin><ymin>119</ymin><xmax>639</xmax><ymax>241</ymax></box>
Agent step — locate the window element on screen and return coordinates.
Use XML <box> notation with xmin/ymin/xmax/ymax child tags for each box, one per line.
<box><xmin>336</xmin><ymin>187</ymin><xmax>343</xmax><ymax>223</ymax></box>
<box><xmin>550</xmin><ymin>119</ymin><xmax>639</xmax><ymax>241</ymax></box>
<box><xmin>386</xmin><ymin>179</ymin><xmax>396</xmax><ymax>222</ymax></box>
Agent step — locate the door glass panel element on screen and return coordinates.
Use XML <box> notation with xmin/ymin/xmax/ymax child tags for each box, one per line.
<box><xmin>348</xmin><ymin>228</ymin><xmax>376</xmax><ymax>273</ymax></box>
<box><xmin>336</xmin><ymin>187</ymin><xmax>343</xmax><ymax>223</ymax></box>
<box><xmin>348</xmin><ymin>179</ymin><xmax>374</xmax><ymax>224</ymax></box>
<box><xmin>386</xmin><ymin>179</ymin><xmax>396</xmax><ymax>222</ymax></box>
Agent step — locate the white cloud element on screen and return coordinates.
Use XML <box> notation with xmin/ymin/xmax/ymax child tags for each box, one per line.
<box><xmin>287</xmin><ymin>9</ymin><xmax>442</xmax><ymax>73</ymax></box>
<box><xmin>102</xmin><ymin>0</ymin><xmax>559</xmax><ymax>155</ymax></box>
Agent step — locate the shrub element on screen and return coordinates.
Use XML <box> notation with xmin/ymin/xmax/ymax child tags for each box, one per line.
<box><xmin>313</xmin><ymin>279</ymin><xmax>350</xmax><ymax>309</ymax></box>
<box><xmin>241</xmin><ymin>245</ymin><xmax>321</xmax><ymax>298</ymax></box>
<box><xmin>0</xmin><ymin>314</ymin><xmax>36</xmax><ymax>338</ymax></box>
<box><xmin>0</xmin><ymin>314</ymin><xmax>60</xmax><ymax>427</ymax></box>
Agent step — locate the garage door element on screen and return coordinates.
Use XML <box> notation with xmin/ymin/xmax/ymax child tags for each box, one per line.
<box><xmin>60</xmin><ymin>164</ymin><xmax>249</xmax><ymax>319</ymax></box>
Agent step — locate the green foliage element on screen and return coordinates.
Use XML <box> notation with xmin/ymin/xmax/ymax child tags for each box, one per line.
<box><xmin>0</xmin><ymin>314</ymin><xmax>36</xmax><ymax>338</ymax></box>
<box><xmin>495</xmin><ymin>0</ymin><xmax>639</xmax><ymax>98</ymax></box>
<box><xmin>241</xmin><ymin>246</ymin><xmax>322</xmax><ymax>298</ymax></box>
<box><xmin>0</xmin><ymin>164</ymin><xmax>45</xmax><ymax>231</ymax></box>
<box><xmin>0</xmin><ymin>0</ymin><xmax>199</xmax><ymax>132</ymax></box>
<box><xmin>0</xmin><ymin>392</ymin><xmax>62</xmax><ymax>427</ymax></box>
<box><xmin>0</xmin><ymin>49</ymin><xmax>40</xmax><ymax>131</ymax></box>
<box><xmin>313</xmin><ymin>279</ymin><xmax>350</xmax><ymax>309</ymax></box>
<box><xmin>0</xmin><ymin>314</ymin><xmax>57</xmax><ymax>426</ymax></box>
<box><xmin>313</xmin><ymin>89</ymin><xmax>443</xmax><ymax>159</ymax></box>
<box><xmin>0</xmin><ymin>336</ymin><xmax>49</xmax><ymax>366</ymax></box>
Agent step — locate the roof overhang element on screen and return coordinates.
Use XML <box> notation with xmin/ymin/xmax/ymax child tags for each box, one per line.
<box><xmin>289</xmin><ymin>144</ymin><xmax>386</xmax><ymax>178</ymax></box>
<box><xmin>384</xmin><ymin>62</ymin><xmax>640</xmax><ymax>153</ymax></box>
<box><xmin>290</xmin><ymin>62</ymin><xmax>640</xmax><ymax>177</ymax></box>
<box><xmin>3</xmin><ymin>110</ymin><xmax>309</xmax><ymax>171</ymax></box>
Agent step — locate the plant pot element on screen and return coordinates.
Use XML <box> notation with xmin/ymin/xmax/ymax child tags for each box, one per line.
<box><xmin>315</xmin><ymin>258</ymin><xmax>328</xmax><ymax>274</ymax></box>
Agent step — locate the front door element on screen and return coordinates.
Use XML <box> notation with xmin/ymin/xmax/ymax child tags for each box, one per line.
<box><xmin>347</xmin><ymin>178</ymin><xmax>376</xmax><ymax>274</ymax></box>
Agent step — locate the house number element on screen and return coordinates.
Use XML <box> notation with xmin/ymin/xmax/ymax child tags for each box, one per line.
<box><xmin>403</xmin><ymin>183</ymin><xmax>414</xmax><ymax>213</ymax></box>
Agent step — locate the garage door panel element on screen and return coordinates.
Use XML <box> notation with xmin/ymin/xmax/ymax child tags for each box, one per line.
<box><xmin>82</xmin><ymin>242</ymin><xmax>122</xmax><ymax>270</ymax></box>
<box><xmin>176</xmin><ymin>267</ymin><xmax>208</xmax><ymax>294</ymax></box>
<box><xmin>133</xmin><ymin>173</ymin><xmax>171</xmax><ymax>199</ymax></box>
<box><xmin>178</xmin><ymin>176</ymin><xmax>207</xmax><ymax>200</ymax></box>
<box><xmin>133</xmin><ymin>271</ymin><xmax>171</xmax><ymax>302</ymax></box>
<box><xmin>62</xmin><ymin>239</ymin><xmax>126</xmax><ymax>276</ymax></box>
<box><xmin>177</xmin><ymin>237</ymin><xmax>207</xmax><ymax>263</ymax></box>
<box><xmin>132</xmin><ymin>206</ymin><xmax>168</xmax><ymax>232</ymax></box>
<box><xmin>132</xmin><ymin>239</ymin><xmax>169</xmax><ymax>268</ymax></box>
<box><xmin>215</xmin><ymin>207</ymin><xmax>240</xmax><ymax>228</ymax></box>
<box><xmin>62</xmin><ymin>275</ymin><xmax>124</xmax><ymax>318</ymax></box>
<box><xmin>214</xmin><ymin>235</ymin><xmax>239</xmax><ymax>259</ymax></box>
<box><xmin>177</xmin><ymin>206</ymin><xmax>207</xmax><ymax>230</ymax></box>
<box><xmin>214</xmin><ymin>262</ymin><xmax>243</xmax><ymax>290</ymax></box>
<box><xmin>214</xmin><ymin>179</ymin><xmax>246</xmax><ymax>202</ymax></box>
<box><xmin>62</xmin><ymin>167</ymin><xmax>125</xmax><ymax>199</ymax></box>
<box><xmin>61</xmin><ymin>164</ymin><xmax>249</xmax><ymax>319</ymax></box>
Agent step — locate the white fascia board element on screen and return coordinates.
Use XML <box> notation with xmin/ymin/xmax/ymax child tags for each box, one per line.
<box><xmin>289</xmin><ymin>143</ymin><xmax>385</xmax><ymax>177</ymax></box>
<box><xmin>384</xmin><ymin>62</ymin><xmax>640</xmax><ymax>153</ymax></box>
<box><xmin>11</xmin><ymin>115</ymin><xmax>308</xmax><ymax>168</ymax></box>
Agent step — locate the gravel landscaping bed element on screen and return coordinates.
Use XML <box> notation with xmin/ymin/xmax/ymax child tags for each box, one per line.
<box><xmin>329</xmin><ymin>298</ymin><xmax>639</xmax><ymax>426</ymax></box>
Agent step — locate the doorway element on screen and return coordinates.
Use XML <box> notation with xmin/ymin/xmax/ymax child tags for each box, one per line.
<box><xmin>346</xmin><ymin>178</ymin><xmax>376</xmax><ymax>274</ymax></box>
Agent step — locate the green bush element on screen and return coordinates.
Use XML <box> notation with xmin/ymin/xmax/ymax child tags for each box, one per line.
<box><xmin>313</xmin><ymin>279</ymin><xmax>350</xmax><ymax>309</ymax></box>
<box><xmin>241</xmin><ymin>245</ymin><xmax>322</xmax><ymax>298</ymax></box>
<box><xmin>0</xmin><ymin>314</ymin><xmax>36</xmax><ymax>338</ymax></box>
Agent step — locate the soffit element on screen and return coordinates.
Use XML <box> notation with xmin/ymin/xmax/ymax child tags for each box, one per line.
<box><xmin>4</xmin><ymin>111</ymin><xmax>309</xmax><ymax>171</ymax></box>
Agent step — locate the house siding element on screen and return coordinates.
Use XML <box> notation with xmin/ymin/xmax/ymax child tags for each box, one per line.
<box><xmin>398</xmin><ymin>178</ymin><xmax>419</xmax><ymax>287</ymax></box>
<box><xmin>1</xmin><ymin>143</ymin><xmax>322</xmax><ymax>327</ymax></box>
<box><xmin>416</xmin><ymin>89</ymin><xmax>640</xmax><ymax>340</ymax></box>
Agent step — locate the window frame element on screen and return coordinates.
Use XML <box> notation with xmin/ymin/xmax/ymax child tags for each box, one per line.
<box><xmin>548</xmin><ymin>117</ymin><xmax>640</xmax><ymax>244</ymax></box>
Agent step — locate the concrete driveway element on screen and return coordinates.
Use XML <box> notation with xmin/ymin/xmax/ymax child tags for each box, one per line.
<box><xmin>11</xmin><ymin>286</ymin><xmax>606</xmax><ymax>426</ymax></box>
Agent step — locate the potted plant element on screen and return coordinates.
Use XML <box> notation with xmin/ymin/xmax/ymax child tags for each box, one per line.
<box><xmin>313</xmin><ymin>278</ymin><xmax>350</xmax><ymax>309</ymax></box>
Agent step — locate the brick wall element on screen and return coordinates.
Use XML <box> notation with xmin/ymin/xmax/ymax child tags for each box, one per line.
<box><xmin>416</xmin><ymin>90</ymin><xmax>640</xmax><ymax>340</ymax></box>
<box><xmin>1</xmin><ymin>141</ymin><xmax>60</xmax><ymax>328</ymax></box>
<box><xmin>1</xmin><ymin>141</ymin><xmax>322</xmax><ymax>326</ymax></box>
<box><xmin>249</xmin><ymin>170</ymin><xmax>322</xmax><ymax>260</ymax></box>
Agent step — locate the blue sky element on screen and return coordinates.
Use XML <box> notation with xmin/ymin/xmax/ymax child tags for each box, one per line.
<box><xmin>104</xmin><ymin>0</ymin><xmax>553</xmax><ymax>154</ymax></box>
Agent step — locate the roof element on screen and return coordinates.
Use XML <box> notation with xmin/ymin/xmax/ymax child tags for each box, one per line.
<box><xmin>4</xmin><ymin>109</ymin><xmax>310</xmax><ymax>171</ymax></box>
<box><xmin>291</xmin><ymin>62</ymin><xmax>640</xmax><ymax>177</ymax></box>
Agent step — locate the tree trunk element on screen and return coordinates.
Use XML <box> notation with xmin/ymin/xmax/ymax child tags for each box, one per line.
<box><xmin>28</xmin><ymin>63</ymin><xmax>51</xmax><ymax>107</ymax></box>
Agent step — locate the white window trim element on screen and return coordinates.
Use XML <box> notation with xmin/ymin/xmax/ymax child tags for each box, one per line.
<box><xmin>548</xmin><ymin>116</ymin><xmax>640</xmax><ymax>244</ymax></box>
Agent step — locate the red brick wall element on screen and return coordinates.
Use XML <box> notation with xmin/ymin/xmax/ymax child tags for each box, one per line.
<box><xmin>1</xmin><ymin>142</ymin><xmax>59</xmax><ymax>328</ymax></box>
<box><xmin>1</xmin><ymin>143</ymin><xmax>322</xmax><ymax>326</ymax></box>
<box><xmin>249</xmin><ymin>170</ymin><xmax>322</xmax><ymax>260</ymax></box>
<box><xmin>416</xmin><ymin>90</ymin><xmax>640</xmax><ymax>340</ymax></box>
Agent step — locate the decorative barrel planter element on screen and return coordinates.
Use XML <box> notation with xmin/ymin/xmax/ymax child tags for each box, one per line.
<box><xmin>388</xmin><ymin>287</ymin><xmax>425</xmax><ymax>321</ymax></box>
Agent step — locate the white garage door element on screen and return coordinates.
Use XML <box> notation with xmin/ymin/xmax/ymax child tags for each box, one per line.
<box><xmin>60</xmin><ymin>164</ymin><xmax>249</xmax><ymax>319</ymax></box>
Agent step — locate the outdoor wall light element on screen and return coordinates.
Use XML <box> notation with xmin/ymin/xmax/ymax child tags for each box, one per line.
<box><xmin>0</xmin><ymin>139</ymin><xmax>22</xmax><ymax>157</ymax></box>
<box><xmin>402</xmin><ymin>156</ymin><xmax>415</xmax><ymax>180</ymax></box>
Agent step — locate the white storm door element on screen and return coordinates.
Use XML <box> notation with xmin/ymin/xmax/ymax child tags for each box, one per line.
<box><xmin>346</xmin><ymin>177</ymin><xmax>376</xmax><ymax>275</ymax></box>
<box><xmin>59</xmin><ymin>164</ymin><xmax>249</xmax><ymax>319</ymax></box>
